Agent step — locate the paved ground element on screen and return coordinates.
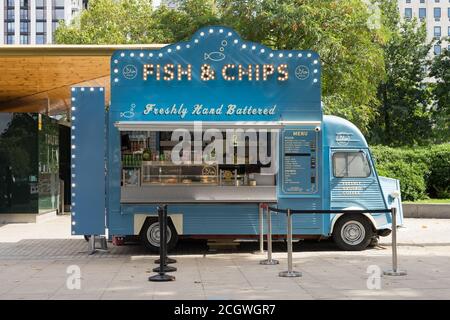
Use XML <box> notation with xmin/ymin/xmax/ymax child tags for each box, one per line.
<box><xmin>0</xmin><ymin>215</ymin><xmax>450</xmax><ymax>300</ymax></box>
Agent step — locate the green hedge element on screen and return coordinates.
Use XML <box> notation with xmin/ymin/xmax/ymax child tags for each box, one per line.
<box><xmin>371</xmin><ymin>144</ymin><xmax>450</xmax><ymax>201</ymax></box>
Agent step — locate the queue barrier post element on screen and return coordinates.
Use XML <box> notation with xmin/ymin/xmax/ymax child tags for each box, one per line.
<box><xmin>155</xmin><ymin>206</ymin><xmax>177</xmax><ymax>267</ymax></box>
<box><xmin>383</xmin><ymin>207</ymin><xmax>407</xmax><ymax>276</ymax></box>
<box><xmin>279</xmin><ymin>209</ymin><xmax>301</xmax><ymax>278</ymax></box>
<box><xmin>149</xmin><ymin>205</ymin><xmax>176</xmax><ymax>282</ymax></box>
<box><xmin>254</xmin><ymin>203</ymin><xmax>265</xmax><ymax>255</ymax></box>
<box><xmin>152</xmin><ymin>205</ymin><xmax>177</xmax><ymax>273</ymax></box>
<box><xmin>260</xmin><ymin>206</ymin><xmax>279</xmax><ymax>265</ymax></box>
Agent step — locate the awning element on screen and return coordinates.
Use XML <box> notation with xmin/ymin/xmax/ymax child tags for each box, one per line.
<box><xmin>114</xmin><ymin>121</ymin><xmax>321</xmax><ymax>131</ymax></box>
<box><xmin>0</xmin><ymin>44</ymin><xmax>164</xmax><ymax>114</ymax></box>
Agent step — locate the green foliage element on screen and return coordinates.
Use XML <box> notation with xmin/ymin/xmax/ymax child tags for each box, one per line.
<box><xmin>55</xmin><ymin>0</ymin><xmax>169</xmax><ymax>44</ymax></box>
<box><xmin>372</xmin><ymin>146</ymin><xmax>428</xmax><ymax>201</ymax></box>
<box><xmin>371</xmin><ymin>144</ymin><xmax>450</xmax><ymax>201</ymax></box>
<box><xmin>369</xmin><ymin>17</ymin><xmax>433</xmax><ymax>146</ymax></box>
<box><xmin>429</xmin><ymin>48</ymin><xmax>450</xmax><ymax>143</ymax></box>
<box><xmin>55</xmin><ymin>0</ymin><xmax>448</xmax><ymax>145</ymax></box>
<box><xmin>427</xmin><ymin>144</ymin><xmax>450</xmax><ymax>198</ymax></box>
<box><xmin>218</xmin><ymin>0</ymin><xmax>386</xmax><ymax>134</ymax></box>
<box><xmin>56</xmin><ymin>0</ymin><xmax>387</xmax><ymax>134</ymax></box>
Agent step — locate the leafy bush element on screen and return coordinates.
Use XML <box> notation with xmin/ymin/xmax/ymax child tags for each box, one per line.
<box><xmin>371</xmin><ymin>144</ymin><xmax>450</xmax><ymax>201</ymax></box>
<box><xmin>428</xmin><ymin>144</ymin><xmax>450</xmax><ymax>198</ymax></box>
<box><xmin>372</xmin><ymin>150</ymin><xmax>428</xmax><ymax>201</ymax></box>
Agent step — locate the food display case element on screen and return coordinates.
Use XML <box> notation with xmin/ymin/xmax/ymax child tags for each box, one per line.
<box><xmin>122</xmin><ymin>168</ymin><xmax>141</xmax><ymax>187</ymax></box>
<box><xmin>119</xmin><ymin>130</ymin><xmax>276</xmax><ymax>203</ymax></box>
<box><xmin>141</xmin><ymin>162</ymin><xmax>218</xmax><ymax>185</ymax></box>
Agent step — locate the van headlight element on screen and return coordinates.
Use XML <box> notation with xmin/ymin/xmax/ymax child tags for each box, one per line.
<box><xmin>389</xmin><ymin>190</ymin><xmax>400</xmax><ymax>200</ymax></box>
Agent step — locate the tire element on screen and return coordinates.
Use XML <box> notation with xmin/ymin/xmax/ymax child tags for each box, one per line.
<box><xmin>140</xmin><ymin>218</ymin><xmax>178</xmax><ymax>253</ymax></box>
<box><xmin>332</xmin><ymin>214</ymin><xmax>374</xmax><ymax>251</ymax></box>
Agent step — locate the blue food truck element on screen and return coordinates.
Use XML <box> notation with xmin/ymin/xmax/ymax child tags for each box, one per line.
<box><xmin>70</xmin><ymin>26</ymin><xmax>403</xmax><ymax>252</ymax></box>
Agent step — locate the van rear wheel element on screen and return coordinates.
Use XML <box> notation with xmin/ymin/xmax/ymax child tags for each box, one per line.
<box><xmin>333</xmin><ymin>214</ymin><xmax>374</xmax><ymax>251</ymax></box>
<box><xmin>140</xmin><ymin>218</ymin><xmax>178</xmax><ymax>253</ymax></box>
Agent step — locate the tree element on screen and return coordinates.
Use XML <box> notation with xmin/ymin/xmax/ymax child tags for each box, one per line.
<box><xmin>55</xmin><ymin>0</ymin><xmax>170</xmax><ymax>44</ymax></box>
<box><xmin>429</xmin><ymin>47</ymin><xmax>450</xmax><ymax>142</ymax></box>
<box><xmin>368</xmin><ymin>14</ymin><xmax>432</xmax><ymax>146</ymax></box>
<box><xmin>216</xmin><ymin>0</ymin><xmax>387</xmax><ymax>133</ymax></box>
<box><xmin>56</xmin><ymin>0</ymin><xmax>387</xmax><ymax>134</ymax></box>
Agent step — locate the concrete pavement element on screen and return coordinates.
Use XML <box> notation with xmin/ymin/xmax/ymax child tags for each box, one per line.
<box><xmin>0</xmin><ymin>215</ymin><xmax>449</xmax><ymax>300</ymax></box>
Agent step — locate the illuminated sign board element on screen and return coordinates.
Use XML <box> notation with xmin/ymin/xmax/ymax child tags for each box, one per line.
<box><xmin>110</xmin><ymin>26</ymin><xmax>322</xmax><ymax>122</ymax></box>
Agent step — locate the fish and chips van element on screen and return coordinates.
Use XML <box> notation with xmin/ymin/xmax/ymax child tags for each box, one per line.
<box><xmin>70</xmin><ymin>26</ymin><xmax>403</xmax><ymax>252</ymax></box>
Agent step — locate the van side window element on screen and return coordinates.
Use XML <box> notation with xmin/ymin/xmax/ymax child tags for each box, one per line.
<box><xmin>333</xmin><ymin>152</ymin><xmax>371</xmax><ymax>178</ymax></box>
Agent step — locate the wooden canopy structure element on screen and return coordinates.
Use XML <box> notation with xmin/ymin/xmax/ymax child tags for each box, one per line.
<box><xmin>0</xmin><ymin>44</ymin><xmax>164</xmax><ymax>114</ymax></box>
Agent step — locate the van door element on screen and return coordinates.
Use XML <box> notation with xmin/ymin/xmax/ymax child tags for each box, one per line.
<box><xmin>330</xmin><ymin>149</ymin><xmax>386</xmax><ymax>211</ymax></box>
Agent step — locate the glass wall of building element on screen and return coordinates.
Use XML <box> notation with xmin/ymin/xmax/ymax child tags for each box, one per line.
<box><xmin>0</xmin><ymin>113</ymin><xmax>39</xmax><ymax>213</ymax></box>
<box><xmin>38</xmin><ymin>114</ymin><xmax>60</xmax><ymax>213</ymax></box>
<box><xmin>0</xmin><ymin>113</ymin><xmax>60</xmax><ymax>214</ymax></box>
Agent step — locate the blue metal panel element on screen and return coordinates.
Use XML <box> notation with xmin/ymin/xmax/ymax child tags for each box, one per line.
<box><xmin>323</xmin><ymin>115</ymin><xmax>368</xmax><ymax>149</ymax></box>
<box><xmin>106</xmin><ymin>110</ymin><xmax>126</xmax><ymax>234</ymax></box>
<box><xmin>379</xmin><ymin>176</ymin><xmax>404</xmax><ymax>226</ymax></box>
<box><xmin>118</xmin><ymin>203</ymin><xmax>324</xmax><ymax>235</ymax></box>
<box><xmin>278</xmin><ymin>126</ymin><xmax>322</xmax><ymax>198</ymax></box>
<box><xmin>330</xmin><ymin>177</ymin><xmax>386</xmax><ymax>210</ymax></box>
<box><xmin>121</xmin><ymin>203</ymin><xmax>261</xmax><ymax>235</ymax></box>
<box><xmin>276</xmin><ymin>125</ymin><xmax>324</xmax><ymax>234</ymax></box>
<box><xmin>273</xmin><ymin>198</ymin><xmax>323</xmax><ymax>234</ymax></box>
<box><xmin>71</xmin><ymin>87</ymin><xmax>105</xmax><ymax>235</ymax></box>
<box><xmin>110</xmin><ymin>26</ymin><xmax>321</xmax><ymax>123</ymax></box>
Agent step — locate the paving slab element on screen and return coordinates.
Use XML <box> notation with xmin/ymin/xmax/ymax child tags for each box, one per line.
<box><xmin>1</xmin><ymin>216</ymin><xmax>450</xmax><ymax>299</ymax></box>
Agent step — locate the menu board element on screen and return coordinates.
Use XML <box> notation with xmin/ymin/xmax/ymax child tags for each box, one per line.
<box><xmin>281</xmin><ymin>128</ymin><xmax>319</xmax><ymax>194</ymax></box>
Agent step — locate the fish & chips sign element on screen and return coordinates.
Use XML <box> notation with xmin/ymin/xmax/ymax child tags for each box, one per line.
<box><xmin>110</xmin><ymin>26</ymin><xmax>321</xmax><ymax>122</ymax></box>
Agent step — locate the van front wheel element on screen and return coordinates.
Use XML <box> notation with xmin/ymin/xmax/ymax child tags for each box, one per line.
<box><xmin>333</xmin><ymin>214</ymin><xmax>374</xmax><ymax>251</ymax></box>
<box><xmin>140</xmin><ymin>218</ymin><xmax>178</xmax><ymax>253</ymax></box>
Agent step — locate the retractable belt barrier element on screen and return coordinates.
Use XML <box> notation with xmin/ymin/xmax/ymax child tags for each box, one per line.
<box><xmin>149</xmin><ymin>205</ymin><xmax>176</xmax><ymax>282</ymax></box>
<box><xmin>260</xmin><ymin>206</ymin><xmax>407</xmax><ymax>278</ymax></box>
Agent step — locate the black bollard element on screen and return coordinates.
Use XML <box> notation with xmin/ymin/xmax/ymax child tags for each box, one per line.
<box><xmin>152</xmin><ymin>205</ymin><xmax>177</xmax><ymax>273</ymax></box>
<box><xmin>149</xmin><ymin>205</ymin><xmax>175</xmax><ymax>281</ymax></box>
<box><xmin>155</xmin><ymin>215</ymin><xmax>177</xmax><ymax>272</ymax></box>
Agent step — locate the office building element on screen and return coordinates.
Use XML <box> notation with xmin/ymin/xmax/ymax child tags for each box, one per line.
<box><xmin>1</xmin><ymin>0</ymin><xmax>87</xmax><ymax>44</ymax></box>
<box><xmin>398</xmin><ymin>0</ymin><xmax>450</xmax><ymax>54</ymax></box>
